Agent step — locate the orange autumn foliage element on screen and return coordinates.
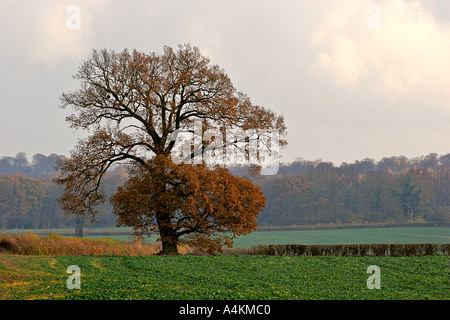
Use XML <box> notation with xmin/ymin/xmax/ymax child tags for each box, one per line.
<box><xmin>111</xmin><ymin>155</ymin><xmax>266</xmax><ymax>254</ymax></box>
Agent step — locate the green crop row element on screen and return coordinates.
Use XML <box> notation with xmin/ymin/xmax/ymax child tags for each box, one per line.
<box><xmin>0</xmin><ymin>255</ymin><xmax>448</xmax><ymax>300</ymax></box>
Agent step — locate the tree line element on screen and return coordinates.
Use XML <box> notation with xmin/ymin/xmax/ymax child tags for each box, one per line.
<box><xmin>254</xmin><ymin>153</ymin><xmax>450</xmax><ymax>227</ymax></box>
<box><xmin>0</xmin><ymin>162</ymin><xmax>128</xmax><ymax>230</ymax></box>
<box><xmin>0</xmin><ymin>152</ymin><xmax>61</xmax><ymax>178</ymax></box>
<box><xmin>0</xmin><ymin>152</ymin><xmax>449</xmax><ymax>230</ymax></box>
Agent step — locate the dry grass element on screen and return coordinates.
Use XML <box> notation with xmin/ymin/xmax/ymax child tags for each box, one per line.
<box><xmin>0</xmin><ymin>231</ymin><xmax>166</xmax><ymax>256</ymax></box>
<box><xmin>2</xmin><ymin>232</ymin><xmax>447</xmax><ymax>257</ymax></box>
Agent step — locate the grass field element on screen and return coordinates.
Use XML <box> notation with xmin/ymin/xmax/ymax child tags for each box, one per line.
<box><xmin>0</xmin><ymin>254</ymin><xmax>448</xmax><ymax>300</ymax></box>
<box><xmin>232</xmin><ymin>227</ymin><xmax>450</xmax><ymax>247</ymax></box>
<box><xmin>2</xmin><ymin>227</ymin><xmax>449</xmax><ymax>247</ymax></box>
<box><xmin>81</xmin><ymin>227</ymin><xmax>450</xmax><ymax>248</ymax></box>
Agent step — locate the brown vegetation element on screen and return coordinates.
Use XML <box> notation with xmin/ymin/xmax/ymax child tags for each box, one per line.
<box><xmin>0</xmin><ymin>232</ymin><xmax>193</xmax><ymax>256</ymax></box>
<box><xmin>111</xmin><ymin>156</ymin><xmax>266</xmax><ymax>255</ymax></box>
<box><xmin>250</xmin><ymin>243</ymin><xmax>449</xmax><ymax>256</ymax></box>
<box><xmin>1</xmin><ymin>232</ymin><xmax>448</xmax><ymax>257</ymax></box>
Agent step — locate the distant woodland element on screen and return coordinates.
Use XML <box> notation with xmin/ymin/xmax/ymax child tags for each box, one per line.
<box><xmin>0</xmin><ymin>152</ymin><xmax>449</xmax><ymax>230</ymax></box>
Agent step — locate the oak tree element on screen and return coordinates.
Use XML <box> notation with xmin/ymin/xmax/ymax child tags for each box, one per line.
<box><xmin>54</xmin><ymin>44</ymin><xmax>286</xmax><ymax>254</ymax></box>
<box><xmin>111</xmin><ymin>155</ymin><xmax>266</xmax><ymax>254</ymax></box>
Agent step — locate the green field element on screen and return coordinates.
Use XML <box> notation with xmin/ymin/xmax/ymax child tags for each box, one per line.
<box><xmin>0</xmin><ymin>227</ymin><xmax>448</xmax><ymax>300</ymax></box>
<box><xmin>232</xmin><ymin>227</ymin><xmax>450</xmax><ymax>247</ymax></box>
<box><xmin>2</xmin><ymin>226</ymin><xmax>449</xmax><ymax>247</ymax></box>
<box><xmin>83</xmin><ymin>227</ymin><xmax>449</xmax><ymax>247</ymax></box>
<box><xmin>0</xmin><ymin>255</ymin><xmax>448</xmax><ymax>300</ymax></box>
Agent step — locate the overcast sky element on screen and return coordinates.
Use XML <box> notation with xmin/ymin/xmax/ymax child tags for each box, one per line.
<box><xmin>1</xmin><ymin>0</ymin><xmax>449</xmax><ymax>165</ymax></box>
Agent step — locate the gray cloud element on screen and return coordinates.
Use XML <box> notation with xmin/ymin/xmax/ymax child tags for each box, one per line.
<box><xmin>0</xmin><ymin>0</ymin><xmax>449</xmax><ymax>165</ymax></box>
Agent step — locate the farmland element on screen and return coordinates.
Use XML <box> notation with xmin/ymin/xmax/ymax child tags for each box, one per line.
<box><xmin>0</xmin><ymin>227</ymin><xmax>448</xmax><ymax>300</ymax></box>
<box><xmin>2</xmin><ymin>226</ymin><xmax>449</xmax><ymax>247</ymax></box>
<box><xmin>232</xmin><ymin>227</ymin><xmax>450</xmax><ymax>247</ymax></box>
<box><xmin>0</xmin><ymin>255</ymin><xmax>448</xmax><ymax>300</ymax></box>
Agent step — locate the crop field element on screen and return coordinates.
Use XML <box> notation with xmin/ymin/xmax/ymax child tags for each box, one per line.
<box><xmin>92</xmin><ymin>226</ymin><xmax>450</xmax><ymax>250</ymax></box>
<box><xmin>1</xmin><ymin>227</ymin><xmax>448</xmax><ymax>300</ymax></box>
<box><xmin>0</xmin><ymin>254</ymin><xmax>448</xmax><ymax>300</ymax></box>
<box><xmin>3</xmin><ymin>227</ymin><xmax>448</xmax><ymax>247</ymax></box>
<box><xmin>231</xmin><ymin>227</ymin><xmax>450</xmax><ymax>247</ymax></box>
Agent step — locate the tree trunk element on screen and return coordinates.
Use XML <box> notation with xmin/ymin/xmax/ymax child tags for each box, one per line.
<box><xmin>160</xmin><ymin>238</ymin><xmax>179</xmax><ymax>255</ymax></box>
<box><xmin>75</xmin><ymin>215</ymin><xmax>85</xmax><ymax>237</ymax></box>
<box><xmin>153</xmin><ymin>155</ymin><xmax>180</xmax><ymax>255</ymax></box>
<box><xmin>159</xmin><ymin>226</ymin><xmax>179</xmax><ymax>255</ymax></box>
<box><xmin>156</xmin><ymin>210</ymin><xmax>179</xmax><ymax>255</ymax></box>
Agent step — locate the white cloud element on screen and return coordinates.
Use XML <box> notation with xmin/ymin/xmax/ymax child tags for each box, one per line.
<box><xmin>311</xmin><ymin>0</ymin><xmax>450</xmax><ymax>110</ymax></box>
<box><xmin>185</xmin><ymin>20</ymin><xmax>224</xmax><ymax>58</ymax></box>
<box><xmin>1</xmin><ymin>0</ymin><xmax>110</xmax><ymax>77</ymax></box>
<box><xmin>316</xmin><ymin>35</ymin><xmax>365</xmax><ymax>85</ymax></box>
<box><xmin>31</xmin><ymin>3</ymin><xmax>91</xmax><ymax>66</ymax></box>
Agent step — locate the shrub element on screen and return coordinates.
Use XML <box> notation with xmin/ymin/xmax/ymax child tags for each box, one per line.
<box><xmin>257</xmin><ymin>243</ymin><xmax>449</xmax><ymax>256</ymax></box>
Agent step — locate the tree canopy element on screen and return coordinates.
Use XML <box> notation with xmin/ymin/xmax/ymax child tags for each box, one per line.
<box><xmin>54</xmin><ymin>44</ymin><xmax>286</xmax><ymax>254</ymax></box>
<box><xmin>111</xmin><ymin>155</ymin><xmax>265</xmax><ymax>254</ymax></box>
